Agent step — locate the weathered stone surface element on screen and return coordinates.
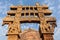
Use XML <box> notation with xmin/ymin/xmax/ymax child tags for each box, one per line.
<box><xmin>20</xmin><ymin>29</ymin><xmax>42</xmax><ymax>40</ymax></box>
<box><xmin>2</xmin><ymin>3</ymin><xmax>56</xmax><ymax>40</ymax></box>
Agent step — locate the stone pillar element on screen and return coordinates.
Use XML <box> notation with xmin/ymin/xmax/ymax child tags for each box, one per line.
<box><xmin>7</xmin><ymin>22</ymin><xmax>19</xmax><ymax>40</ymax></box>
<box><xmin>7</xmin><ymin>6</ymin><xmax>22</xmax><ymax>40</ymax></box>
<box><xmin>8</xmin><ymin>35</ymin><xmax>18</xmax><ymax>40</ymax></box>
<box><xmin>36</xmin><ymin>3</ymin><xmax>45</xmax><ymax>38</ymax></box>
<box><xmin>43</xmin><ymin>33</ymin><xmax>54</xmax><ymax>40</ymax></box>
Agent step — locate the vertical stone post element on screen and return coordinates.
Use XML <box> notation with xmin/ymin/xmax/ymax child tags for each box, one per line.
<box><xmin>7</xmin><ymin>22</ymin><xmax>19</xmax><ymax>40</ymax></box>
<box><xmin>36</xmin><ymin>3</ymin><xmax>45</xmax><ymax>38</ymax></box>
<box><xmin>43</xmin><ymin>33</ymin><xmax>54</xmax><ymax>40</ymax></box>
<box><xmin>7</xmin><ymin>6</ymin><xmax>22</xmax><ymax>40</ymax></box>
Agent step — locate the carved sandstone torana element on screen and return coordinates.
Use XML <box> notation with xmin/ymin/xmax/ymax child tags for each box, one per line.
<box><xmin>2</xmin><ymin>3</ymin><xmax>56</xmax><ymax>40</ymax></box>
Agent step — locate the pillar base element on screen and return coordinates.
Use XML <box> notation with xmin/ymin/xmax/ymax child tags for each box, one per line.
<box><xmin>42</xmin><ymin>33</ymin><xmax>54</xmax><ymax>40</ymax></box>
<box><xmin>7</xmin><ymin>35</ymin><xmax>18</xmax><ymax>40</ymax></box>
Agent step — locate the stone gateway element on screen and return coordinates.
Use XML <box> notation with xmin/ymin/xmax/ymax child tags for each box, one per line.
<box><xmin>2</xmin><ymin>3</ymin><xmax>56</xmax><ymax>40</ymax></box>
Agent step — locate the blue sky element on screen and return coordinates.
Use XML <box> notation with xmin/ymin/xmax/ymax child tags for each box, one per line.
<box><xmin>0</xmin><ymin>0</ymin><xmax>60</xmax><ymax>40</ymax></box>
